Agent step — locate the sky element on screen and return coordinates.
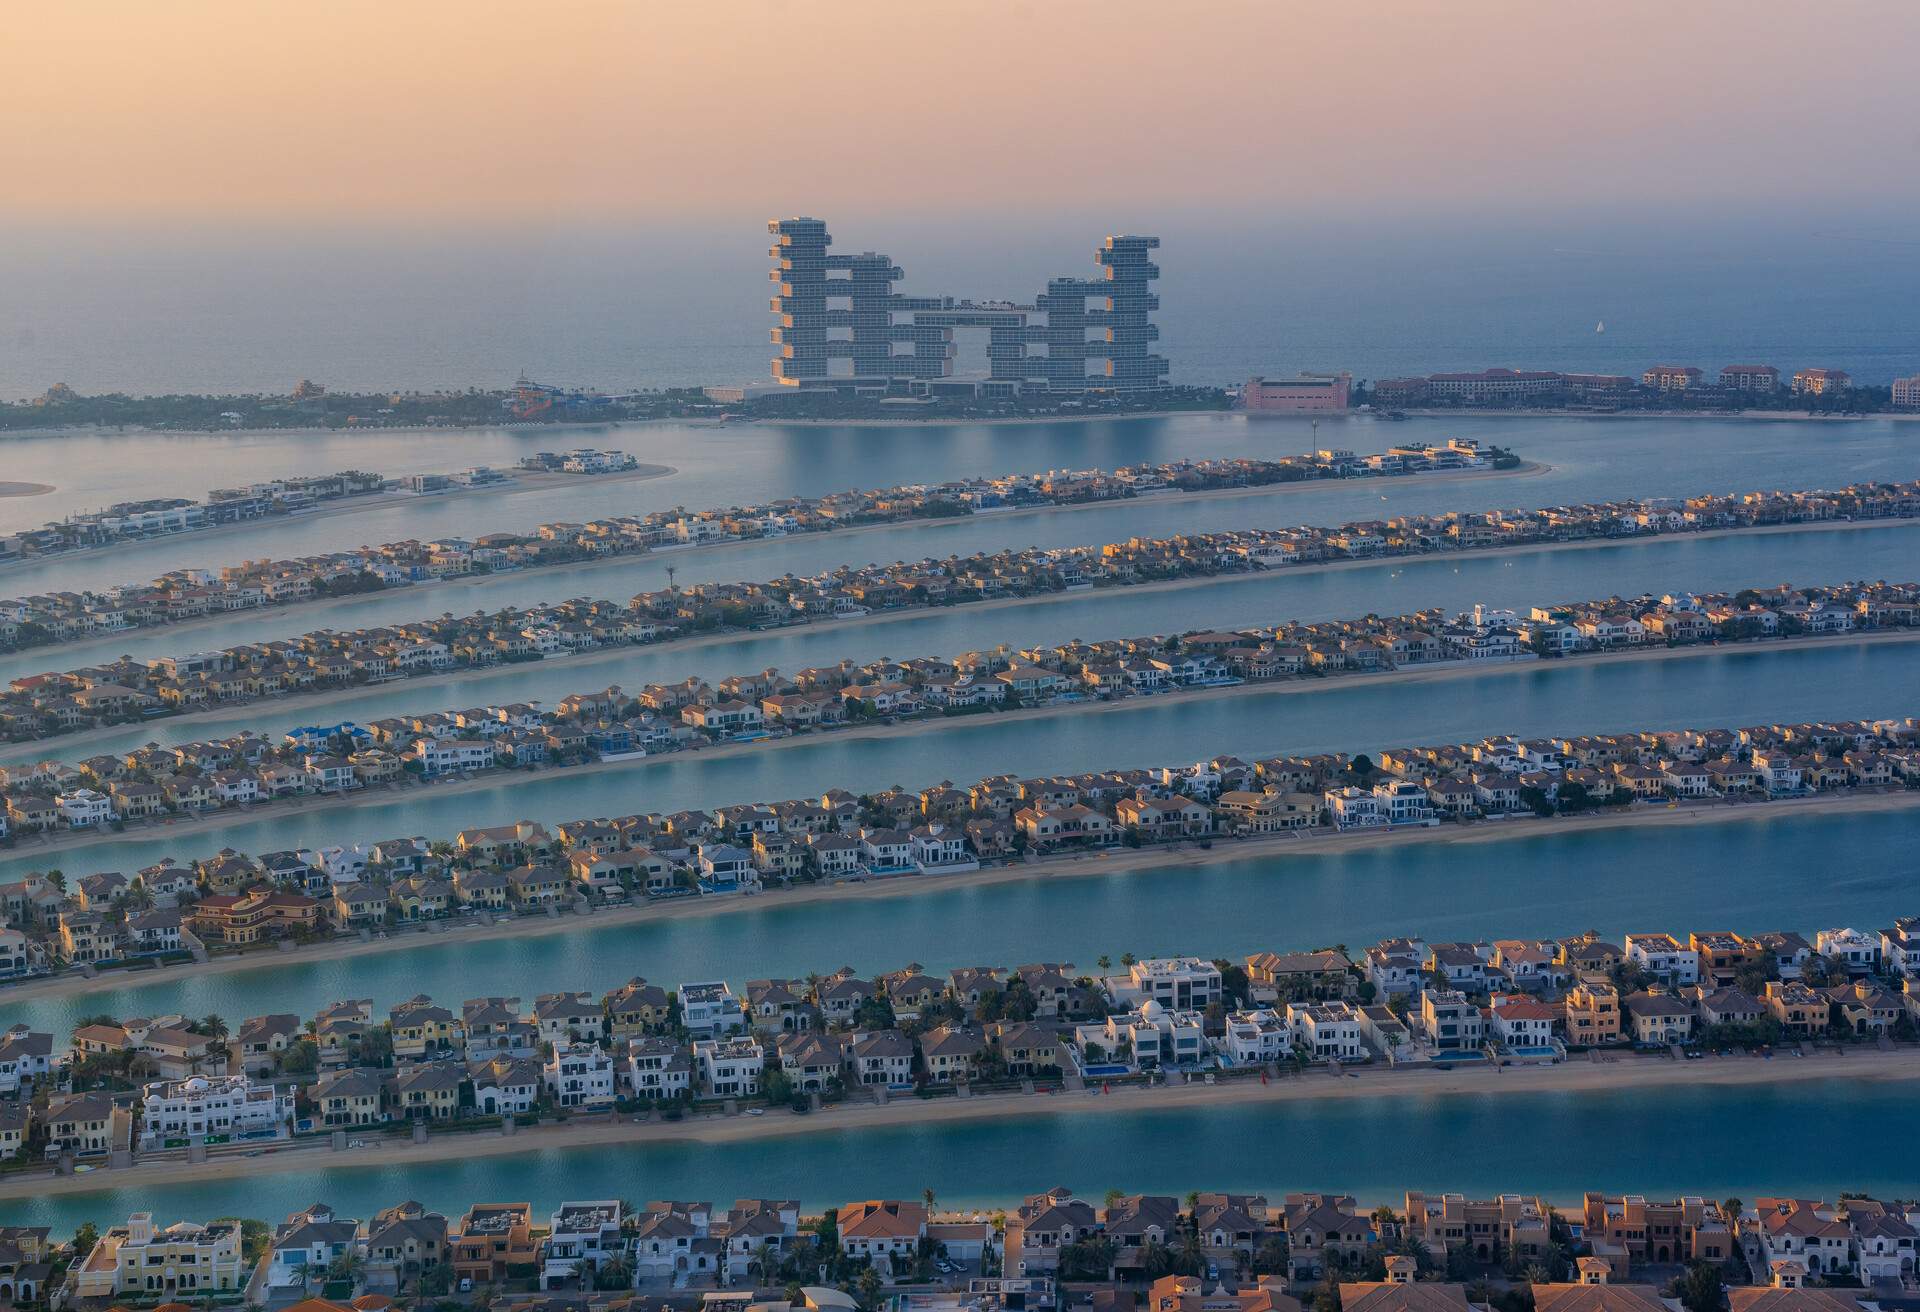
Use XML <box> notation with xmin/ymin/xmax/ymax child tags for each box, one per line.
<box><xmin>9</xmin><ymin>0</ymin><xmax>1920</xmax><ymax>224</ymax></box>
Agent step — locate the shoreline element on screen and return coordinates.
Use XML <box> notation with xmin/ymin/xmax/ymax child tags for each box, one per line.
<box><xmin>6</xmin><ymin>1042</ymin><xmax>1916</xmax><ymax>1201</ymax></box>
<box><xmin>10</xmin><ymin>405</ymin><xmax>1917</xmax><ymax>446</ymax></box>
<box><xmin>1391</xmin><ymin>407</ymin><xmax>1920</xmax><ymax>424</ymax></box>
<box><xmin>7</xmin><ymin>786</ymin><xmax>1918</xmax><ymax>1009</ymax></box>
<box><xmin>11</xmin><ymin>499</ymin><xmax>1914</xmax><ymax>758</ymax></box>
<box><xmin>759</xmin><ymin>408</ymin><xmax>1238</xmax><ymax>428</ymax></box>
<box><xmin>0</xmin><ymin>464</ymin><xmax>678</xmax><ymax>581</ymax></box>
<box><xmin>0</xmin><ymin>481</ymin><xmax>56</xmax><ymax>498</ymax></box>
<box><xmin>7</xmin><ymin>626</ymin><xmax>1920</xmax><ymax>863</ymax></box>
<box><xmin>0</xmin><ymin>459</ymin><xmax>1543</xmax><ymax>660</ymax></box>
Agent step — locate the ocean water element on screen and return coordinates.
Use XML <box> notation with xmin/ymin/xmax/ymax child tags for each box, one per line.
<box><xmin>10</xmin><ymin>1080</ymin><xmax>1917</xmax><ymax>1232</ymax></box>
<box><xmin>3</xmin><ymin>211</ymin><xmax>1918</xmax><ymax>401</ymax></box>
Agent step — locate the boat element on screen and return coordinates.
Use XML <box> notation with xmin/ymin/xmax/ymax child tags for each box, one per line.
<box><xmin>1595</xmin><ymin>320</ymin><xmax>1606</xmax><ymax>333</ymax></box>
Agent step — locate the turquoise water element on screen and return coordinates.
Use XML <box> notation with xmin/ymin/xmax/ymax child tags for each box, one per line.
<box><xmin>9</xmin><ymin>803</ymin><xmax>1914</xmax><ymax>1039</ymax></box>
<box><xmin>6</xmin><ymin>519</ymin><xmax>1915</xmax><ymax>766</ymax></box>
<box><xmin>8</xmin><ymin>1080</ymin><xmax>1915</xmax><ymax>1232</ymax></box>
<box><xmin>6</xmin><ymin>638</ymin><xmax>1916</xmax><ymax>887</ymax></box>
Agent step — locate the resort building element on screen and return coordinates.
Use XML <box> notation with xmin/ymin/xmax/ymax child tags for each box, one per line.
<box><xmin>767</xmin><ymin>218</ymin><xmax>1166</xmax><ymax>394</ymax></box>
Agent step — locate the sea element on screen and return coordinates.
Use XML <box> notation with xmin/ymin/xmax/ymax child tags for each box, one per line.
<box><xmin>3</xmin><ymin>211</ymin><xmax>1919</xmax><ymax>400</ymax></box>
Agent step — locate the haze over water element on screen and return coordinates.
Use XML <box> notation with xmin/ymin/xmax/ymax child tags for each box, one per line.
<box><xmin>6</xmin><ymin>214</ymin><xmax>1920</xmax><ymax>401</ymax></box>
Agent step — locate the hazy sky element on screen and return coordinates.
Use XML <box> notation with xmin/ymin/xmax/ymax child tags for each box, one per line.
<box><xmin>10</xmin><ymin>0</ymin><xmax>1920</xmax><ymax>223</ymax></box>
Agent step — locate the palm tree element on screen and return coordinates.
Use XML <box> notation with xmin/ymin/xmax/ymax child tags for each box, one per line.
<box><xmin>1097</xmin><ymin>955</ymin><xmax>1112</xmax><ymax>971</ymax></box>
<box><xmin>200</xmin><ymin>1013</ymin><xmax>229</xmax><ymax>1041</ymax></box>
<box><xmin>1392</xmin><ymin>1235</ymin><xmax>1432</xmax><ymax>1271</ymax></box>
<box><xmin>1177</xmin><ymin>1223</ymin><xmax>1204</xmax><ymax>1276</ymax></box>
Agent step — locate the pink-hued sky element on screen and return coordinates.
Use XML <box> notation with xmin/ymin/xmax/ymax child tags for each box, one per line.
<box><xmin>8</xmin><ymin>0</ymin><xmax>1919</xmax><ymax>222</ymax></box>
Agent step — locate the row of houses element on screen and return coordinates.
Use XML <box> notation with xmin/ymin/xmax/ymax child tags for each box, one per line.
<box><xmin>1369</xmin><ymin>362</ymin><xmax>1863</xmax><ymax>406</ymax></box>
<box><xmin>45</xmin><ymin>1186</ymin><xmax>1920</xmax><ymax>1309</ymax></box>
<box><xmin>7</xmin><ymin>709</ymin><xmax>1920</xmax><ymax>975</ymax></box>
<box><xmin>6</xmin><ymin>469</ymin><xmax>391</xmax><ymax>561</ymax></box>
<box><xmin>0</xmin><ymin>444</ymin><xmax>1503</xmax><ymax>659</ymax></box>
<box><xmin>4</xmin><ymin>573</ymin><xmax>1908</xmax><ymax>848</ymax></box>
<box><xmin>8</xmin><ymin>472</ymin><xmax>1916</xmax><ymax>740</ymax></box>
<box><xmin>10</xmin><ymin>907</ymin><xmax>1918</xmax><ymax>1166</ymax></box>
<box><xmin>0</xmin><ymin>453</ymin><xmax>658</xmax><ymax>568</ymax></box>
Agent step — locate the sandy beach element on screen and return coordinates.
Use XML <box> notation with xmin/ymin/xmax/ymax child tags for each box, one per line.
<box><xmin>7</xmin><ymin>785</ymin><xmax>1918</xmax><ymax>1010</ymax></box>
<box><xmin>6</xmin><ymin>1041</ymin><xmax>1914</xmax><ymax>1201</ymax></box>
<box><xmin>7</xmin><ymin>624</ymin><xmax>1919</xmax><ymax>864</ymax></box>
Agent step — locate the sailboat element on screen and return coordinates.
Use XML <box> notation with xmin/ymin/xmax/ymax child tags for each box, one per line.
<box><xmin>1595</xmin><ymin>320</ymin><xmax>1606</xmax><ymax>334</ymax></box>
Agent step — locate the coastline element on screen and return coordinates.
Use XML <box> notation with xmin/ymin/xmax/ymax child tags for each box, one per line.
<box><xmin>0</xmin><ymin>482</ymin><xmax>56</xmax><ymax>498</ymax></box>
<box><xmin>0</xmin><ymin>459</ymin><xmax>1544</xmax><ymax>658</ymax></box>
<box><xmin>1392</xmin><ymin>406</ymin><xmax>1920</xmax><ymax>424</ymax></box>
<box><xmin>758</xmin><ymin>408</ymin><xmax>1238</xmax><ymax>428</ymax></box>
<box><xmin>7</xmin><ymin>1042</ymin><xmax>1915</xmax><ymax>1201</ymax></box>
<box><xmin>8</xmin><ymin>626</ymin><xmax>1920</xmax><ymax>863</ymax></box>
<box><xmin>8</xmin><ymin>785</ymin><xmax>1918</xmax><ymax>1010</ymax></box>
<box><xmin>13</xmin><ymin>497</ymin><xmax>1915</xmax><ymax>760</ymax></box>
<box><xmin>0</xmin><ymin>463</ymin><xmax>678</xmax><ymax>581</ymax></box>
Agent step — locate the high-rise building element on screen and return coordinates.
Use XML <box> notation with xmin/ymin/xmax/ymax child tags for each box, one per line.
<box><xmin>767</xmin><ymin>218</ymin><xmax>1167</xmax><ymax>394</ymax></box>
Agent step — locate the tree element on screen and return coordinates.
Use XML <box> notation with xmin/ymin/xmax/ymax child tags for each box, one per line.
<box><xmin>1252</xmin><ymin>1235</ymin><xmax>1291</xmax><ymax>1275</ymax></box>
<box><xmin>1058</xmin><ymin>1236</ymin><xmax>1117</xmax><ymax>1281</ymax></box>
<box><xmin>72</xmin><ymin>1222</ymin><xmax>100</xmax><ymax>1259</ymax></box>
<box><xmin>279</xmin><ymin>1038</ymin><xmax>320</xmax><ymax>1076</ymax></box>
<box><xmin>855</xmin><ymin>1266</ymin><xmax>885</xmax><ymax>1310</ymax></box>
<box><xmin>1673</xmin><ymin>1262</ymin><xmax>1727</xmax><ymax>1312</ymax></box>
